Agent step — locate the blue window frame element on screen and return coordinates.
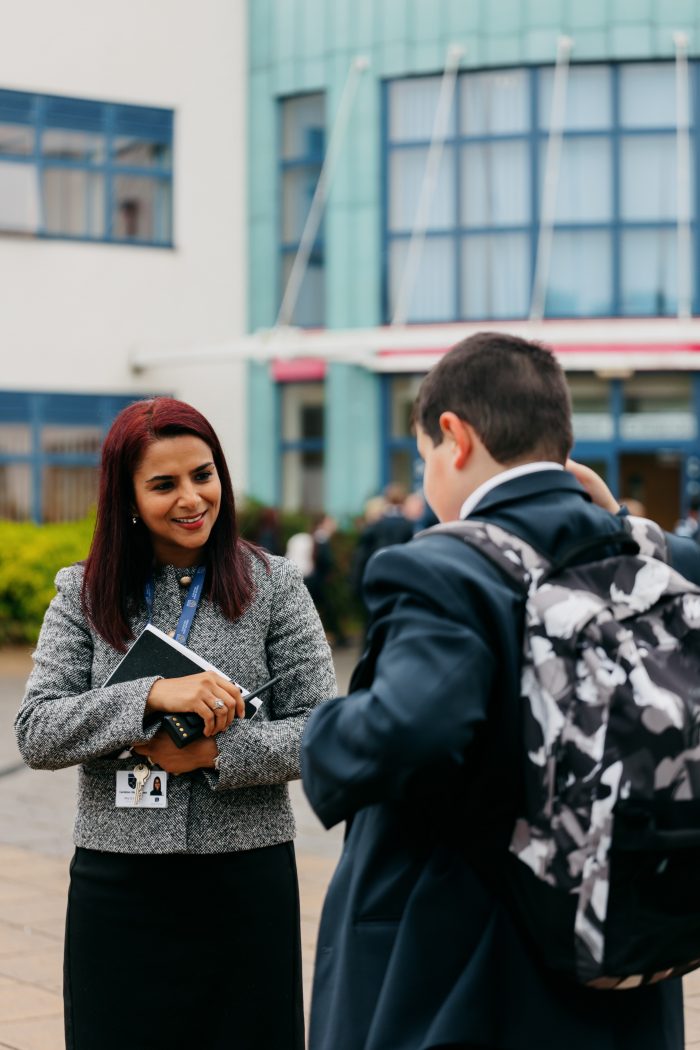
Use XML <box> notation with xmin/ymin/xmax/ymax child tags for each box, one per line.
<box><xmin>0</xmin><ymin>391</ymin><xmax>146</xmax><ymax>522</ymax></box>
<box><xmin>380</xmin><ymin>374</ymin><xmax>423</xmax><ymax>493</ymax></box>
<box><xmin>277</xmin><ymin>381</ymin><xmax>325</xmax><ymax>512</ymax></box>
<box><xmin>0</xmin><ymin>89</ymin><xmax>173</xmax><ymax>246</ymax></box>
<box><xmin>380</xmin><ymin>371</ymin><xmax>700</xmax><ymax>530</ymax></box>
<box><xmin>571</xmin><ymin>372</ymin><xmax>700</xmax><ymax>530</ymax></box>
<box><xmin>278</xmin><ymin>94</ymin><xmax>325</xmax><ymax>327</ymax></box>
<box><xmin>383</xmin><ymin>62</ymin><xmax>698</xmax><ymax>322</ymax></box>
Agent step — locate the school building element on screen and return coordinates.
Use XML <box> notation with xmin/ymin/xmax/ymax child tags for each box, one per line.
<box><xmin>244</xmin><ymin>0</ymin><xmax>700</xmax><ymax>531</ymax></box>
<box><xmin>0</xmin><ymin>0</ymin><xmax>248</xmax><ymax>524</ymax></box>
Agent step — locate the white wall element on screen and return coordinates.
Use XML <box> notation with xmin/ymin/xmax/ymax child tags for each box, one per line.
<box><xmin>0</xmin><ymin>0</ymin><xmax>249</xmax><ymax>492</ymax></box>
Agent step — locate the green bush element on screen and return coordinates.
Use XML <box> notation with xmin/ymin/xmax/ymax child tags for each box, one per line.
<box><xmin>0</xmin><ymin>517</ymin><xmax>95</xmax><ymax>645</ymax></box>
<box><xmin>0</xmin><ymin>506</ymin><xmax>363</xmax><ymax>646</ymax></box>
<box><xmin>238</xmin><ymin>500</ymin><xmax>363</xmax><ymax>640</ymax></box>
<box><xmin>237</xmin><ymin>498</ymin><xmax>313</xmax><ymax>551</ymax></box>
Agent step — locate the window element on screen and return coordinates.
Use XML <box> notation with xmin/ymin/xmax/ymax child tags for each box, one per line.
<box><xmin>280</xmin><ymin>383</ymin><xmax>324</xmax><ymax>511</ymax></box>
<box><xmin>0</xmin><ymin>391</ymin><xmax>141</xmax><ymax>522</ymax></box>
<box><xmin>386</xmin><ymin>70</ymin><xmax>532</xmax><ymax>322</ymax></box>
<box><xmin>384</xmin><ymin>375</ymin><xmax>422</xmax><ymax>491</ymax></box>
<box><xmin>0</xmin><ymin>422</ymin><xmax>31</xmax><ymax>520</ymax></box>
<box><xmin>567</xmin><ymin>374</ymin><xmax>613</xmax><ymax>442</ymax></box>
<box><xmin>384</xmin><ymin>62</ymin><xmax>697</xmax><ymax>321</ymax></box>
<box><xmin>0</xmin><ymin>90</ymin><xmax>173</xmax><ymax>245</ymax></box>
<box><xmin>621</xmin><ymin>374</ymin><xmax>696</xmax><ymax>441</ymax></box>
<box><xmin>279</xmin><ymin>94</ymin><xmax>325</xmax><ymax>326</ymax></box>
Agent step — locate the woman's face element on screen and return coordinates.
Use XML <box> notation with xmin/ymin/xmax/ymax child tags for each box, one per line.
<box><xmin>132</xmin><ymin>435</ymin><xmax>222</xmax><ymax>566</ymax></box>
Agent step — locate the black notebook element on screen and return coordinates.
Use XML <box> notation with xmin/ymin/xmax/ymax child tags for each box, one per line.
<box><xmin>104</xmin><ymin>624</ymin><xmax>261</xmax><ymax>747</ymax></box>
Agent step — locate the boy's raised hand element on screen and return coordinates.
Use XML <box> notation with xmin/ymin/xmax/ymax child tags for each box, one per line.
<box><xmin>566</xmin><ymin>458</ymin><xmax>620</xmax><ymax>514</ymax></box>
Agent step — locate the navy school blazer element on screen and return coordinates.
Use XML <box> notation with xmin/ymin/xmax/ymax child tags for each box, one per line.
<box><xmin>301</xmin><ymin>469</ymin><xmax>700</xmax><ymax>1050</ymax></box>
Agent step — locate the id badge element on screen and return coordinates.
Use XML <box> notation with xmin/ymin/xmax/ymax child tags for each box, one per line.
<box><xmin>115</xmin><ymin>770</ymin><xmax>168</xmax><ymax>808</ymax></box>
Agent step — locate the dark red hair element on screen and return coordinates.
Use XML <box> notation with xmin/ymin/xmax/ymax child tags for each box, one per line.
<box><xmin>82</xmin><ymin>397</ymin><xmax>265</xmax><ymax>651</ymax></box>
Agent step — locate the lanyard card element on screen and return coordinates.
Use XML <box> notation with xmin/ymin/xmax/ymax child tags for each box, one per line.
<box><xmin>115</xmin><ymin>770</ymin><xmax>168</xmax><ymax>808</ymax></box>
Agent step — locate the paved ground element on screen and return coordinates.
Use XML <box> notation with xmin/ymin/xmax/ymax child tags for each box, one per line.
<box><xmin>2</xmin><ymin>646</ymin><xmax>700</xmax><ymax>1048</ymax></box>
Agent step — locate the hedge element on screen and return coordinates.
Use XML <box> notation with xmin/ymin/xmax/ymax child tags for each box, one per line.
<box><xmin>0</xmin><ymin>503</ymin><xmax>362</xmax><ymax>646</ymax></box>
<box><xmin>0</xmin><ymin>517</ymin><xmax>95</xmax><ymax>645</ymax></box>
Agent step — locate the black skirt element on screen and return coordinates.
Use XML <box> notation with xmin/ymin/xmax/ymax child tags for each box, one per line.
<box><xmin>64</xmin><ymin>843</ymin><xmax>304</xmax><ymax>1050</ymax></box>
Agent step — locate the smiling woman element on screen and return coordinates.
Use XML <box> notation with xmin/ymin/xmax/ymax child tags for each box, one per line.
<box><xmin>81</xmin><ymin>398</ymin><xmax>257</xmax><ymax>652</ymax></box>
<box><xmin>132</xmin><ymin>435</ymin><xmax>222</xmax><ymax>566</ymax></box>
<box><xmin>15</xmin><ymin>396</ymin><xmax>336</xmax><ymax>1050</ymax></box>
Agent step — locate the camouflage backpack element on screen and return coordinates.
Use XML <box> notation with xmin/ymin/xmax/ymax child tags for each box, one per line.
<box><xmin>428</xmin><ymin>515</ymin><xmax>700</xmax><ymax>989</ymax></box>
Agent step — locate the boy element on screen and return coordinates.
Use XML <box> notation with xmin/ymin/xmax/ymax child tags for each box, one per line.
<box><xmin>301</xmin><ymin>332</ymin><xmax>700</xmax><ymax>1050</ymax></box>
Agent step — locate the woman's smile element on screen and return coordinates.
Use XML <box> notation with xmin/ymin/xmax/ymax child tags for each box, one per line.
<box><xmin>172</xmin><ymin>511</ymin><xmax>207</xmax><ymax>529</ymax></box>
<box><xmin>132</xmin><ymin>434</ymin><xmax>222</xmax><ymax>565</ymax></box>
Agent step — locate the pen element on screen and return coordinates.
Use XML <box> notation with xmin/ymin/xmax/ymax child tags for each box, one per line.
<box><xmin>242</xmin><ymin>673</ymin><xmax>284</xmax><ymax>702</ymax></box>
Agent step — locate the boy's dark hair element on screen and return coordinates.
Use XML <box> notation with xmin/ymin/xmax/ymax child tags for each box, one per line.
<box><xmin>414</xmin><ymin>331</ymin><xmax>573</xmax><ymax>464</ymax></box>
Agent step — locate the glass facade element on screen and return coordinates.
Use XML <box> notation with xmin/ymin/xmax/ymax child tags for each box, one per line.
<box><xmin>279</xmin><ymin>382</ymin><xmax>325</xmax><ymax>511</ymax></box>
<box><xmin>0</xmin><ymin>90</ymin><xmax>173</xmax><ymax>245</ymax></box>
<box><xmin>381</xmin><ymin>372</ymin><xmax>700</xmax><ymax>530</ymax></box>
<box><xmin>569</xmin><ymin>374</ymin><xmax>614</xmax><ymax>442</ymax></box>
<box><xmin>0</xmin><ymin>392</ymin><xmax>139</xmax><ymax>522</ymax></box>
<box><xmin>621</xmin><ymin>374</ymin><xmax>696</xmax><ymax>441</ymax></box>
<box><xmin>384</xmin><ymin>62</ymin><xmax>697</xmax><ymax>322</ymax></box>
<box><xmin>279</xmin><ymin>94</ymin><xmax>325</xmax><ymax>327</ymax></box>
<box><xmin>0</xmin><ymin>423</ymin><xmax>31</xmax><ymax>521</ymax></box>
<box><xmin>383</xmin><ymin>375</ymin><xmax>425</xmax><ymax>493</ymax></box>
<box><xmin>252</xmin><ymin>6</ymin><xmax>700</xmax><ymax>523</ymax></box>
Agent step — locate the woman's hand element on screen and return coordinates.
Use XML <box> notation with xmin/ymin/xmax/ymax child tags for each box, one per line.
<box><xmin>134</xmin><ymin>729</ymin><xmax>218</xmax><ymax>774</ymax></box>
<box><xmin>146</xmin><ymin>672</ymin><xmax>244</xmax><ymax>737</ymax></box>
<box><xmin>566</xmin><ymin>458</ymin><xmax>620</xmax><ymax>514</ymax></box>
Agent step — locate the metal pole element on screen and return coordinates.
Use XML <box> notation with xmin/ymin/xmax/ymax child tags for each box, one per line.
<box><xmin>390</xmin><ymin>44</ymin><xmax>465</xmax><ymax>327</ymax></box>
<box><xmin>276</xmin><ymin>55</ymin><xmax>369</xmax><ymax>329</ymax></box>
<box><xmin>529</xmin><ymin>35</ymin><xmax>574</xmax><ymax>322</ymax></box>
<box><xmin>674</xmin><ymin>31</ymin><xmax>692</xmax><ymax>321</ymax></box>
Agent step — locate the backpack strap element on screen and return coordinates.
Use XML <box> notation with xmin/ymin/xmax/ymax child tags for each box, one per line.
<box><xmin>417</xmin><ymin>519</ymin><xmax>550</xmax><ymax>595</ymax></box>
<box><xmin>418</xmin><ymin>515</ymin><xmax>668</xmax><ymax>590</ymax></box>
<box><xmin>541</xmin><ymin>529</ymin><xmax>639</xmax><ymax>581</ymax></box>
<box><xmin>623</xmin><ymin>515</ymin><xmax>669</xmax><ymax>563</ymax></box>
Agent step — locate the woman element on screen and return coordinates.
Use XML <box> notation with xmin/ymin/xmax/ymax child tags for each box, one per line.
<box><xmin>15</xmin><ymin>397</ymin><xmax>336</xmax><ymax>1050</ymax></box>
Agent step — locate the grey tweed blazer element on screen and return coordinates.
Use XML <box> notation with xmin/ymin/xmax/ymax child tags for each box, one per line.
<box><xmin>15</xmin><ymin>552</ymin><xmax>337</xmax><ymax>855</ymax></box>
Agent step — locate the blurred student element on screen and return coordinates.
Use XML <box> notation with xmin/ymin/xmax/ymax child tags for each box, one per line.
<box><xmin>351</xmin><ymin>484</ymin><xmax>414</xmax><ymax>626</ymax></box>
<box><xmin>621</xmin><ymin>496</ymin><xmax>647</xmax><ymax>517</ymax></box>
<box><xmin>306</xmin><ymin>515</ymin><xmax>348</xmax><ymax>647</ymax></box>
<box><xmin>403</xmin><ymin>490</ymin><xmax>438</xmax><ymax>534</ymax></box>
<box><xmin>675</xmin><ymin>496</ymin><xmax>700</xmax><ymax>540</ymax></box>
<box><xmin>253</xmin><ymin>505</ymin><xmax>283</xmax><ymax>554</ymax></box>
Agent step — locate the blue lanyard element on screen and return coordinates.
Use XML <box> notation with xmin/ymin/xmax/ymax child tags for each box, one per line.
<box><xmin>144</xmin><ymin>564</ymin><xmax>206</xmax><ymax>646</ymax></box>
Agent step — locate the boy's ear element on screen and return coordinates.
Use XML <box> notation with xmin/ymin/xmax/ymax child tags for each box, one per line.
<box><xmin>438</xmin><ymin>412</ymin><xmax>473</xmax><ymax>469</ymax></box>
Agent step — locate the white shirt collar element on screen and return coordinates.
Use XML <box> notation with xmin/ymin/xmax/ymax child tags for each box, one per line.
<box><xmin>459</xmin><ymin>462</ymin><xmax>564</xmax><ymax>520</ymax></box>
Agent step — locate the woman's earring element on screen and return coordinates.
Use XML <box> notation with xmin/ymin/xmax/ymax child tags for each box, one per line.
<box><xmin>132</xmin><ymin>515</ymin><xmax>138</xmax><ymax>525</ymax></box>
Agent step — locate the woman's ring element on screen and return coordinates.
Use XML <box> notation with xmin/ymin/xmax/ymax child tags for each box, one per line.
<box><xmin>213</xmin><ymin>699</ymin><xmax>225</xmax><ymax>710</ymax></box>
